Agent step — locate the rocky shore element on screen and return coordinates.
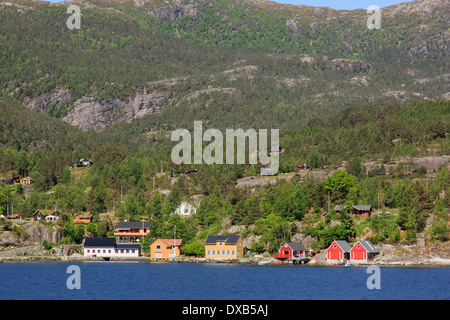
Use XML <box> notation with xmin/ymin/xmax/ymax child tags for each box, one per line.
<box><xmin>1</xmin><ymin>241</ymin><xmax>449</xmax><ymax>266</ymax></box>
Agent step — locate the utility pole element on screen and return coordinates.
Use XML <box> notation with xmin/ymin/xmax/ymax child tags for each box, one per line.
<box><xmin>174</xmin><ymin>225</ymin><xmax>176</xmax><ymax>258</ymax></box>
<box><xmin>378</xmin><ymin>192</ymin><xmax>380</xmax><ymax>212</ymax></box>
<box><xmin>328</xmin><ymin>192</ymin><xmax>330</xmax><ymax>215</ymax></box>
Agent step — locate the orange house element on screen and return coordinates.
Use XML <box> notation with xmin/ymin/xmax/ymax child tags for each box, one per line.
<box><xmin>74</xmin><ymin>213</ymin><xmax>93</xmax><ymax>224</ymax></box>
<box><xmin>150</xmin><ymin>239</ymin><xmax>183</xmax><ymax>259</ymax></box>
<box><xmin>14</xmin><ymin>177</ymin><xmax>32</xmax><ymax>186</ymax></box>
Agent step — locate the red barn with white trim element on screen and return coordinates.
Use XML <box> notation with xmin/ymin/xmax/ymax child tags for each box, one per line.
<box><xmin>350</xmin><ymin>240</ymin><xmax>379</xmax><ymax>262</ymax></box>
<box><xmin>326</xmin><ymin>240</ymin><xmax>351</xmax><ymax>263</ymax></box>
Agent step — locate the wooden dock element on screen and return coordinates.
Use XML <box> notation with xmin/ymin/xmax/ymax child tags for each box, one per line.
<box><xmin>287</xmin><ymin>257</ymin><xmax>311</xmax><ymax>265</ymax></box>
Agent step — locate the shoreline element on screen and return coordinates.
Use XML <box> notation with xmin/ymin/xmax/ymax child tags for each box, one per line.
<box><xmin>1</xmin><ymin>255</ymin><xmax>450</xmax><ymax>267</ymax></box>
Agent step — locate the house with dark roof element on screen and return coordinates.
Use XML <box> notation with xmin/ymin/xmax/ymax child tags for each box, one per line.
<box><xmin>83</xmin><ymin>237</ymin><xmax>140</xmax><ymax>258</ymax></box>
<box><xmin>273</xmin><ymin>242</ymin><xmax>310</xmax><ymax>260</ymax></box>
<box><xmin>350</xmin><ymin>240</ymin><xmax>379</xmax><ymax>262</ymax></box>
<box><xmin>335</xmin><ymin>205</ymin><xmax>372</xmax><ymax>217</ymax></box>
<box><xmin>205</xmin><ymin>235</ymin><xmax>243</xmax><ymax>259</ymax></box>
<box><xmin>114</xmin><ymin>221</ymin><xmax>152</xmax><ymax>244</ymax></box>
<box><xmin>326</xmin><ymin>240</ymin><xmax>351</xmax><ymax>263</ymax></box>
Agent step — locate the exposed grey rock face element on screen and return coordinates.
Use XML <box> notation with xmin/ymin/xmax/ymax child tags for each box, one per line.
<box><xmin>22</xmin><ymin>222</ymin><xmax>63</xmax><ymax>244</ymax></box>
<box><xmin>330</xmin><ymin>59</ymin><xmax>374</xmax><ymax>73</ymax></box>
<box><xmin>138</xmin><ymin>0</ymin><xmax>202</xmax><ymax>22</ymax></box>
<box><xmin>25</xmin><ymin>89</ymin><xmax>168</xmax><ymax>131</ymax></box>
<box><xmin>25</xmin><ymin>89</ymin><xmax>73</xmax><ymax>113</ymax></box>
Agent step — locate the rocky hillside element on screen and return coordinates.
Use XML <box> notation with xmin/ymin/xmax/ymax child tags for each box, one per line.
<box><xmin>0</xmin><ymin>222</ymin><xmax>63</xmax><ymax>246</ymax></box>
<box><xmin>0</xmin><ymin>0</ymin><xmax>448</xmax><ymax>131</ymax></box>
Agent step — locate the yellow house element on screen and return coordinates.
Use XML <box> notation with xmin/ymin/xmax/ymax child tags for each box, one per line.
<box><xmin>205</xmin><ymin>235</ymin><xmax>244</xmax><ymax>259</ymax></box>
<box><xmin>150</xmin><ymin>239</ymin><xmax>183</xmax><ymax>259</ymax></box>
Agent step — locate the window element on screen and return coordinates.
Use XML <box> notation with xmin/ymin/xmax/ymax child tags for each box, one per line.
<box><xmin>357</xmin><ymin>245</ymin><xmax>360</xmax><ymax>248</ymax></box>
<box><xmin>219</xmin><ymin>241</ymin><xmax>223</xmax><ymax>247</ymax></box>
<box><xmin>207</xmin><ymin>250</ymin><xmax>210</xmax><ymax>256</ymax></box>
<box><xmin>227</xmin><ymin>250</ymin><xmax>230</xmax><ymax>256</ymax></box>
<box><xmin>86</xmin><ymin>249</ymin><xmax>90</xmax><ymax>253</ymax></box>
<box><xmin>222</xmin><ymin>250</ymin><xmax>225</xmax><ymax>255</ymax></box>
<box><xmin>156</xmin><ymin>245</ymin><xmax>161</xmax><ymax>250</ymax></box>
<box><xmin>212</xmin><ymin>250</ymin><xmax>215</xmax><ymax>255</ymax></box>
<box><xmin>232</xmin><ymin>250</ymin><xmax>235</xmax><ymax>256</ymax></box>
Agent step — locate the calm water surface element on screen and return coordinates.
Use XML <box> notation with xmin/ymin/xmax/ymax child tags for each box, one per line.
<box><xmin>0</xmin><ymin>262</ymin><xmax>448</xmax><ymax>300</ymax></box>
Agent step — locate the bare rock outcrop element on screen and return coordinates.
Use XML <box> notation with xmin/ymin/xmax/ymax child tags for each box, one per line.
<box><xmin>22</xmin><ymin>222</ymin><xmax>63</xmax><ymax>245</ymax></box>
<box><xmin>25</xmin><ymin>89</ymin><xmax>168</xmax><ymax>131</ymax></box>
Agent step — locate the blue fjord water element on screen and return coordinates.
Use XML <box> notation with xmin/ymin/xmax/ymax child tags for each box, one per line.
<box><xmin>0</xmin><ymin>262</ymin><xmax>448</xmax><ymax>300</ymax></box>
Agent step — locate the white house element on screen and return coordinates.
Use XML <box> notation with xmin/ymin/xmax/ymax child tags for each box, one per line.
<box><xmin>172</xmin><ymin>202</ymin><xmax>197</xmax><ymax>217</ymax></box>
<box><xmin>83</xmin><ymin>237</ymin><xmax>140</xmax><ymax>258</ymax></box>
<box><xmin>45</xmin><ymin>210</ymin><xmax>61</xmax><ymax>222</ymax></box>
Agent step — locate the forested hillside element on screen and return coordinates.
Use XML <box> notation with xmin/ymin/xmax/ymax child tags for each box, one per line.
<box><xmin>1</xmin><ymin>99</ymin><xmax>448</xmax><ymax>251</ymax></box>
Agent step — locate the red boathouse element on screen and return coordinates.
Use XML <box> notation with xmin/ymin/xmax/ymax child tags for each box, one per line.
<box><xmin>350</xmin><ymin>240</ymin><xmax>379</xmax><ymax>262</ymax></box>
<box><xmin>326</xmin><ymin>240</ymin><xmax>351</xmax><ymax>263</ymax></box>
<box><xmin>273</xmin><ymin>242</ymin><xmax>309</xmax><ymax>260</ymax></box>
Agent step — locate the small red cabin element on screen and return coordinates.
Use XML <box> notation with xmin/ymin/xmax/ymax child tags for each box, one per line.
<box><xmin>350</xmin><ymin>240</ymin><xmax>379</xmax><ymax>262</ymax></box>
<box><xmin>326</xmin><ymin>240</ymin><xmax>351</xmax><ymax>262</ymax></box>
<box><xmin>335</xmin><ymin>205</ymin><xmax>372</xmax><ymax>217</ymax></box>
<box><xmin>273</xmin><ymin>242</ymin><xmax>308</xmax><ymax>260</ymax></box>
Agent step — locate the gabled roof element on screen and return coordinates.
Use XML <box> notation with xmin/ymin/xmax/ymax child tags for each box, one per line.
<box><xmin>329</xmin><ymin>240</ymin><xmax>351</xmax><ymax>253</ymax></box>
<box><xmin>205</xmin><ymin>235</ymin><xmax>240</xmax><ymax>245</ymax></box>
<box><xmin>84</xmin><ymin>237</ymin><xmax>116</xmax><ymax>247</ymax></box>
<box><xmin>335</xmin><ymin>205</ymin><xmax>371</xmax><ymax>211</ymax></box>
<box><xmin>116</xmin><ymin>221</ymin><xmax>152</xmax><ymax>229</ymax></box>
<box><xmin>353</xmin><ymin>240</ymin><xmax>378</xmax><ymax>253</ymax></box>
<box><xmin>115</xmin><ymin>244</ymin><xmax>141</xmax><ymax>250</ymax></box>
<box><xmin>50</xmin><ymin>210</ymin><xmax>61</xmax><ymax>216</ymax></box>
<box><xmin>353</xmin><ymin>205</ymin><xmax>372</xmax><ymax>211</ymax></box>
<box><xmin>159</xmin><ymin>239</ymin><xmax>183</xmax><ymax>247</ymax></box>
<box><xmin>286</xmin><ymin>242</ymin><xmax>306</xmax><ymax>252</ymax></box>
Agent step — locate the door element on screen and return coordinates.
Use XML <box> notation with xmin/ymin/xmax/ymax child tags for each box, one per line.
<box><xmin>155</xmin><ymin>252</ymin><xmax>162</xmax><ymax>258</ymax></box>
<box><xmin>169</xmin><ymin>252</ymin><xmax>176</xmax><ymax>258</ymax></box>
<box><xmin>353</xmin><ymin>250</ymin><xmax>365</xmax><ymax>260</ymax></box>
<box><xmin>329</xmin><ymin>250</ymin><xmax>341</xmax><ymax>260</ymax></box>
